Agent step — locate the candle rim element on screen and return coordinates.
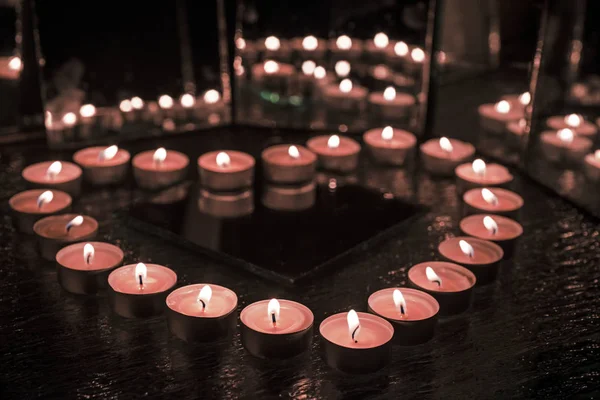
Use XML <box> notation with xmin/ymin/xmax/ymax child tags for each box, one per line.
<box><xmin>463</xmin><ymin>187</ymin><xmax>524</xmax><ymax>212</ymax></box>
<box><xmin>33</xmin><ymin>213</ymin><xmax>98</xmax><ymax>240</ymax></box>
<box><xmin>438</xmin><ymin>236</ymin><xmax>503</xmax><ymax>265</ymax></box>
<box><xmin>108</xmin><ymin>263</ymin><xmax>177</xmax><ymax>295</ymax></box>
<box><xmin>56</xmin><ymin>241</ymin><xmax>124</xmax><ymax>271</ymax></box>
<box><xmin>73</xmin><ymin>146</ymin><xmax>131</xmax><ymax>167</ymax></box>
<box><xmin>22</xmin><ymin>161</ymin><xmax>82</xmax><ymax>184</ymax></box>
<box><xmin>459</xmin><ymin>214</ymin><xmax>523</xmax><ymax>241</ymax></box>
<box><xmin>132</xmin><ymin>149</ymin><xmax>190</xmax><ymax>172</ymax></box>
<box><xmin>9</xmin><ymin>189</ymin><xmax>72</xmax><ymax>214</ymax></box>
<box><xmin>261</xmin><ymin>144</ymin><xmax>317</xmax><ymax>166</ymax></box>
<box><xmin>166</xmin><ymin>283</ymin><xmax>238</xmax><ymax>318</ymax></box>
<box><xmin>408</xmin><ymin>261</ymin><xmax>476</xmax><ymax>293</ymax></box>
<box><xmin>319</xmin><ymin>311</ymin><xmax>394</xmax><ymax>349</ymax></box>
<box><xmin>455</xmin><ymin>162</ymin><xmax>513</xmax><ymax>185</ymax></box>
<box><xmin>306</xmin><ymin>135</ymin><xmax>361</xmax><ymax>156</ymax></box>
<box><xmin>368</xmin><ymin>287</ymin><xmax>439</xmax><ymax>322</ymax></box>
<box><xmin>240</xmin><ymin>299</ymin><xmax>314</xmax><ymax>335</ymax></box>
<box><xmin>198</xmin><ymin>150</ymin><xmax>255</xmax><ymax>173</ymax></box>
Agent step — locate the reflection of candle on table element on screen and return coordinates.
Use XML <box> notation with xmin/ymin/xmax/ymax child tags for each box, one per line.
<box><xmin>198</xmin><ymin>150</ymin><xmax>255</xmax><ymax>191</ymax></box>
<box><xmin>420</xmin><ymin>137</ymin><xmax>476</xmax><ymax>176</ymax></box>
<box><xmin>363</xmin><ymin>126</ymin><xmax>416</xmax><ymax>166</ymax></box>
<box><xmin>368</xmin><ymin>86</ymin><xmax>416</xmax><ymax>119</ymax></box>
<box><xmin>463</xmin><ymin>187</ymin><xmax>524</xmax><ymax>219</ymax></box>
<box><xmin>56</xmin><ymin>242</ymin><xmax>124</xmax><ymax>294</ymax></box>
<box><xmin>22</xmin><ymin>161</ymin><xmax>82</xmax><ymax>197</ymax></box>
<box><xmin>306</xmin><ymin>134</ymin><xmax>361</xmax><ymax>173</ymax></box>
<box><xmin>540</xmin><ymin>128</ymin><xmax>593</xmax><ymax>164</ymax></box>
<box><xmin>198</xmin><ymin>188</ymin><xmax>254</xmax><ymax>218</ymax></box>
<box><xmin>583</xmin><ymin>150</ymin><xmax>600</xmax><ymax>181</ymax></box>
<box><xmin>166</xmin><ymin>284</ymin><xmax>238</xmax><ymax>342</ymax></box>
<box><xmin>73</xmin><ymin>145</ymin><xmax>130</xmax><ymax>185</ymax></box>
<box><xmin>368</xmin><ymin>288</ymin><xmax>439</xmax><ymax>345</ymax></box>
<box><xmin>133</xmin><ymin>148</ymin><xmax>189</xmax><ymax>190</ymax></box>
<box><xmin>262</xmin><ymin>144</ymin><xmax>316</xmax><ymax>184</ymax></box>
<box><xmin>320</xmin><ymin>310</ymin><xmax>394</xmax><ymax>373</ymax></box>
<box><xmin>9</xmin><ymin>189</ymin><xmax>72</xmax><ymax>234</ymax></box>
<box><xmin>455</xmin><ymin>158</ymin><xmax>513</xmax><ymax>193</ymax></box>
<box><xmin>408</xmin><ymin>261</ymin><xmax>476</xmax><ymax>315</ymax></box>
<box><xmin>262</xmin><ymin>182</ymin><xmax>316</xmax><ymax>211</ymax></box>
<box><xmin>478</xmin><ymin>100</ymin><xmax>524</xmax><ymax>134</ymax></box>
<box><xmin>240</xmin><ymin>298</ymin><xmax>314</xmax><ymax>359</ymax></box>
<box><xmin>438</xmin><ymin>237</ymin><xmax>503</xmax><ymax>285</ymax></box>
<box><xmin>546</xmin><ymin>114</ymin><xmax>597</xmax><ymax>137</ymax></box>
<box><xmin>33</xmin><ymin>214</ymin><xmax>98</xmax><ymax>261</ymax></box>
<box><xmin>322</xmin><ymin>79</ymin><xmax>367</xmax><ymax>112</ymax></box>
<box><xmin>460</xmin><ymin>214</ymin><xmax>523</xmax><ymax>259</ymax></box>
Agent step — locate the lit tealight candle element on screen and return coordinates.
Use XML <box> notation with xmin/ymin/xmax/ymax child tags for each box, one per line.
<box><xmin>252</xmin><ymin>60</ymin><xmax>295</xmax><ymax>94</ymax></box>
<box><xmin>546</xmin><ymin>113</ymin><xmax>597</xmax><ymax>137</ymax></box>
<box><xmin>107</xmin><ymin>262</ymin><xmax>177</xmax><ymax>318</ymax></box>
<box><xmin>320</xmin><ymin>310</ymin><xmax>394</xmax><ymax>373</ymax></box>
<box><xmin>460</xmin><ymin>214</ymin><xmax>523</xmax><ymax>258</ymax></box>
<box><xmin>22</xmin><ymin>160</ymin><xmax>82</xmax><ymax>197</ymax></box>
<box><xmin>478</xmin><ymin>99</ymin><xmax>524</xmax><ymax>134</ymax></box>
<box><xmin>394</xmin><ymin>41</ymin><xmax>409</xmax><ymax>57</ymax></box>
<box><xmin>240</xmin><ymin>298</ymin><xmax>314</xmax><ymax>359</ymax></box>
<box><xmin>198</xmin><ymin>150</ymin><xmax>255</xmax><ymax>191</ymax></box>
<box><xmin>132</xmin><ymin>147</ymin><xmax>189</xmax><ymax>190</ymax></box>
<box><xmin>368</xmin><ymin>85</ymin><xmax>416</xmax><ymax>119</ymax></box>
<box><xmin>420</xmin><ymin>137</ymin><xmax>476</xmax><ymax>176</ymax></box>
<box><xmin>322</xmin><ymin>79</ymin><xmax>367</xmax><ymax>113</ymax></box>
<box><xmin>372</xmin><ymin>32</ymin><xmax>389</xmax><ymax>50</ymax></box>
<box><xmin>73</xmin><ymin>145</ymin><xmax>131</xmax><ymax>185</ymax></box>
<box><xmin>583</xmin><ymin>149</ymin><xmax>600</xmax><ymax>181</ymax></box>
<box><xmin>540</xmin><ymin>128</ymin><xmax>593</xmax><ymax>164</ymax></box>
<box><xmin>166</xmin><ymin>284</ymin><xmax>238</xmax><ymax>342</ymax></box>
<box><xmin>306</xmin><ymin>134</ymin><xmax>361</xmax><ymax>173</ymax></box>
<box><xmin>329</xmin><ymin>35</ymin><xmax>363</xmax><ymax>61</ymax></box>
<box><xmin>292</xmin><ymin>35</ymin><xmax>325</xmax><ymax>58</ymax></box>
<box><xmin>180</xmin><ymin>93</ymin><xmax>196</xmax><ymax>108</ymax></box>
<box><xmin>265</xmin><ymin>36</ymin><xmax>281</xmax><ymax>51</ymax></box>
<box><xmin>262</xmin><ymin>144</ymin><xmax>317</xmax><ymax>184</ymax></box>
<box><xmin>334</xmin><ymin>60</ymin><xmax>351</xmax><ymax>78</ymax></box>
<box><xmin>368</xmin><ymin>288</ymin><xmax>439</xmax><ymax>345</ymax></box>
<box><xmin>78</xmin><ymin>104</ymin><xmax>97</xmax><ymax>137</ymax></box>
<box><xmin>408</xmin><ymin>262</ymin><xmax>476</xmax><ymax>315</ymax></box>
<box><xmin>33</xmin><ymin>214</ymin><xmax>98</xmax><ymax>261</ymax></box>
<box><xmin>131</xmin><ymin>96</ymin><xmax>144</xmax><ymax>110</ymax></box>
<box><xmin>9</xmin><ymin>189</ymin><xmax>72</xmax><ymax>234</ymax></box>
<box><xmin>463</xmin><ymin>187</ymin><xmax>524</xmax><ymax>219</ymax></box>
<box><xmin>438</xmin><ymin>236</ymin><xmax>504</xmax><ymax>285</ymax></box>
<box><xmin>363</xmin><ymin>126</ymin><xmax>417</xmax><ymax>166</ymax></box>
<box><xmin>454</xmin><ymin>158</ymin><xmax>513</xmax><ymax>193</ymax></box>
<box><xmin>56</xmin><ymin>242</ymin><xmax>124</xmax><ymax>295</ymax></box>
<box><xmin>301</xmin><ymin>60</ymin><xmax>316</xmax><ymax>76</ymax></box>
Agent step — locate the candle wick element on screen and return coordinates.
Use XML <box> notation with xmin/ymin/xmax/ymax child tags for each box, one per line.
<box><xmin>271</xmin><ymin>313</ymin><xmax>277</xmax><ymax>325</ymax></box>
<box><xmin>434</xmin><ymin>279</ymin><xmax>441</xmax><ymax>287</ymax></box>
<box><xmin>199</xmin><ymin>299</ymin><xmax>206</xmax><ymax>310</ymax></box>
<box><xmin>400</xmin><ymin>304</ymin><xmax>405</xmax><ymax>315</ymax></box>
<box><xmin>351</xmin><ymin>325</ymin><xmax>360</xmax><ymax>343</ymax></box>
<box><xmin>138</xmin><ymin>275</ymin><xmax>143</xmax><ymax>287</ymax></box>
<box><xmin>86</xmin><ymin>254</ymin><xmax>92</xmax><ymax>265</ymax></box>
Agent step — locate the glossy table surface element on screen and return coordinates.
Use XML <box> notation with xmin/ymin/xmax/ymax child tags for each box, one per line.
<box><xmin>0</xmin><ymin>128</ymin><xmax>599</xmax><ymax>399</ymax></box>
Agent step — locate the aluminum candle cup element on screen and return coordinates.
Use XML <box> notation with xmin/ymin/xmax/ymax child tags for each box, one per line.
<box><xmin>408</xmin><ymin>262</ymin><xmax>476</xmax><ymax>316</ymax></box>
<box><xmin>166</xmin><ymin>284</ymin><xmax>238</xmax><ymax>342</ymax></box>
<box><xmin>33</xmin><ymin>214</ymin><xmax>98</xmax><ymax>261</ymax></box>
<box><xmin>262</xmin><ymin>182</ymin><xmax>316</xmax><ymax>212</ymax></box>
<box><xmin>107</xmin><ymin>263</ymin><xmax>177</xmax><ymax>318</ymax></box>
<box><xmin>198</xmin><ymin>189</ymin><xmax>254</xmax><ymax>218</ymax></box>
<box><xmin>363</xmin><ymin>127</ymin><xmax>416</xmax><ymax>166</ymax></box>
<box><xmin>438</xmin><ymin>237</ymin><xmax>504</xmax><ymax>285</ymax></box>
<box><xmin>132</xmin><ymin>149</ymin><xmax>189</xmax><ymax>190</ymax></box>
<box><xmin>320</xmin><ymin>311</ymin><xmax>394</xmax><ymax>374</ymax></box>
<box><xmin>367</xmin><ymin>288</ymin><xmax>439</xmax><ymax>345</ymax></box>
<box><xmin>420</xmin><ymin>138</ymin><xmax>475</xmax><ymax>176</ymax></box>
<box><xmin>56</xmin><ymin>242</ymin><xmax>124</xmax><ymax>295</ymax></box>
<box><xmin>460</xmin><ymin>214</ymin><xmax>523</xmax><ymax>259</ymax></box>
<box><xmin>455</xmin><ymin>160</ymin><xmax>513</xmax><ymax>194</ymax></box>
<box><xmin>22</xmin><ymin>161</ymin><xmax>82</xmax><ymax>197</ymax></box>
<box><xmin>240</xmin><ymin>299</ymin><xmax>314</xmax><ymax>359</ymax></box>
<box><xmin>463</xmin><ymin>188</ymin><xmax>524</xmax><ymax>220</ymax></box>
<box><xmin>198</xmin><ymin>150</ymin><xmax>255</xmax><ymax>191</ymax></box>
<box><xmin>72</xmin><ymin>146</ymin><xmax>130</xmax><ymax>185</ymax></box>
<box><xmin>9</xmin><ymin>189</ymin><xmax>72</xmax><ymax>234</ymax></box>
<box><xmin>306</xmin><ymin>135</ymin><xmax>361</xmax><ymax>173</ymax></box>
<box><xmin>262</xmin><ymin>144</ymin><xmax>317</xmax><ymax>184</ymax></box>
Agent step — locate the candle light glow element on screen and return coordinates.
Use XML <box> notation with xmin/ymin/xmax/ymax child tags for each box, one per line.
<box><xmin>459</xmin><ymin>239</ymin><xmax>475</xmax><ymax>258</ymax></box>
<box><xmin>336</xmin><ymin>35</ymin><xmax>352</xmax><ymax>50</ymax></box>
<box><xmin>302</xmin><ymin>35</ymin><xmax>318</xmax><ymax>51</ymax></box>
<box><xmin>46</xmin><ymin>161</ymin><xmax>62</xmax><ymax>180</ymax></box>
<box><xmin>425</xmin><ymin>266</ymin><xmax>442</xmax><ymax>286</ymax></box>
<box><xmin>381</xmin><ymin>126</ymin><xmax>394</xmax><ymax>141</ymax></box>
<box><xmin>216</xmin><ymin>152</ymin><xmax>231</xmax><ymax>168</ymax></box>
<box><xmin>131</xmin><ymin>97</ymin><xmax>144</xmax><ymax>110</ymax></box>
<box><xmin>347</xmin><ymin>309</ymin><xmax>361</xmax><ymax>343</ymax></box>
<box><xmin>268</xmin><ymin>298</ymin><xmax>280</xmax><ymax>325</ymax></box>
<box><xmin>158</xmin><ymin>95</ymin><xmax>174</xmax><ymax>109</ymax></box>
<box><xmin>439</xmin><ymin>137</ymin><xmax>453</xmax><ymax>153</ymax></box>
<box><xmin>339</xmin><ymin>79</ymin><xmax>352</xmax><ymax>93</ymax></box>
<box><xmin>288</xmin><ymin>145</ymin><xmax>300</xmax><ymax>159</ymax></box>
<box><xmin>79</xmin><ymin>104</ymin><xmax>96</xmax><ymax>118</ymax></box>
<box><xmin>264</xmin><ymin>60</ymin><xmax>279</xmax><ymax>74</ymax></box>
<box><xmin>595</xmin><ymin>150</ymin><xmax>600</xmax><ymax>160</ymax></box>
<box><xmin>335</xmin><ymin>60</ymin><xmax>351</xmax><ymax>77</ymax></box>
<box><xmin>62</xmin><ymin>112</ymin><xmax>77</xmax><ymax>126</ymax></box>
<box><xmin>313</xmin><ymin>66</ymin><xmax>326</xmax><ymax>79</ymax></box>
<box><xmin>119</xmin><ymin>99</ymin><xmax>133</xmax><ymax>113</ymax></box>
<box><xmin>519</xmin><ymin>92</ymin><xmax>531</xmax><ymax>106</ymax></box>
<box><xmin>393</xmin><ymin>289</ymin><xmax>407</xmax><ymax>315</ymax></box>
<box><xmin>557</xmin><ymin>128</ymin><xmax>574</xmax><ymax>144</ymax></box>
<box><xmin>180</xmin><ymin>94</ymin><xmax>195</xmax><ymax>108</ymax></box>
<box><xmin>265</xmin><ymin>36</ymin><xmax>280</xmax><ymax>51</ymax></box>
<box><xmin>8</xmin><ymin>56</ymin><xmax>22</xmax><ymax>71</ymax></box>
<box><xmin>494</xmin><ymin>100</ymin><xmax>511</xmax><ymax>114</ymax></box>
<box><xmin>98</xmin><ymin>145</ymin><xmax>118</xmax><ymax>162</ymax></box>
<box><xmin>565</xmin><ymin>114</ymin><xmax>582</xmax><ymax>127</ymax></box>
<box><xmin>153</xmin><ymin>148</ymin><xmax>167</xmax><ymax>165</ymax></box>
<box><xmin>383</xmin><ymin>86</ymin><xmax>396</xmax><ymax>101</ymax></box>
<box><xmin>65</xmin><ymin>215</ymin><xmax>84</xmax><ymax>232</ymax></box>
<box><xmin>483</xmin><ymin>216</ymin><xmax>498</xmax><ymax>235</ymax></box>
<box><xmin>197</xmin><ymin>285</ymin><xmax>212</xmax><ymax>310</ymax></box>
<box><xmin>373</xmin><ymin>33</ymin><xmax>389</xmax><ymax>49</ymax></box>
<box><xmin>472</xmin><ymin>159</ymin><xmax>486</xmax><ymax>176</ymax></box>
<box><xmin>327</xmin><ymin>135</ymin><xmax>340</xmax><ymax>149</ymax></box>
<box><xmin>135</xmin><ymin>262</ymin><xmax>147</xmax><ymax>287</ymax></box>
<box><xmin>394</xmin><ymin>41</ymin><xmax>409</xmax><ymax>56</ymax></box>
<box><xmin>301</xmin><ymin>60</ymin><xmax>316</xmax><ymax>76</ymax></box>
<box><xmin>36</xmin><ymin>191</ymin><xmax>53</xmax><ymax>209</ymax></box>
<box><xmin>204</xmin><ymin>90</ymin><xmax>221</xmax><ymax>104</ymax></box>
<box><xmin>411</xmin><ymin>48</ymin><xmax>425</xmax><ymax>63</ymax></box>
<box><xmin>83</xmin><ymin>243</ymin><xmax>95</xmax><ymax>265</ymax></box>
<box><xmin>481</xmin><ymin>188</ymin><xmax>499</xmax><ymax>206</ymax></box>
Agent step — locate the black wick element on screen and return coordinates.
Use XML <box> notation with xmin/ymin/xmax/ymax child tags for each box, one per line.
<box><xmin>351</xmin><ymin>325</ymin><xmax>360</xmax><ymax>343</ymax></box>
<box><xmin>138</xmin><ymin>275</ymin><xmax>143</xmax><ymax>286</ymax></box>
<box><xmin>400</xmin><ymin>304</ymin><xmax>405</xmax><ymax>315</ymax></box>
<box><xmin>199</xmin><ymin>299</ymin><xmax>206</xmax><ymax>310</ymax></box>
<box><xmin>271</xmin><ymin>312</ymin><xmax>277</xmax><ymax>325</ymax></box>
<box><xmin>86</xmin><ymin>253</ymin><xmax>92</xmax><ymax>265</ymax></box>
<box><xmin>434</xmin><ymin>279</ymin><xmax>442</xmax><ymax>287</ymax></box>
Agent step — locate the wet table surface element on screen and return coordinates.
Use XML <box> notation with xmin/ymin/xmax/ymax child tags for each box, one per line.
<box><xmin>0</xmin><ymin>127</ymin><xmax>599</xmax><ymax>400</ymax></box>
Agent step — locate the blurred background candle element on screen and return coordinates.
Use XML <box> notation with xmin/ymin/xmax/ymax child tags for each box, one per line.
<box><xmin>455</xmin><ymin>159</ymin><xmax>514</xmax><ymax>193</ymax></box>
<box><xmin>420</xmin><ymin>137</ymin><xmax>476</xmax><ymax>176</ymax></box>
<box><xmin>78</xmin><ymin>104</ymin><xmax>97</xmax><ymax>138</ymax></box>
<box><xmin>9</xmin><ymin>189</ymin><xmax>72</xmax><ymax>234</ymax></box>
<box><xmin>291</xmin><ymin>35</ymin><xmax>326</xmax><ymax>59</ymax></box>
<box><xmin>438</xmin><ymin>237</ymin><xmax>504</xmax><ymax>285</ymax></box>
<box><xmin>133</xmin><ymin>148</ymin><xmax>189</xmax><ymax>190</ymax></box>
<box><xmin>33</xmin><ymin>214</ymin><xmax>98</xmax><ymax>261</ymax></box>
<box><xmin>546</xmin><ymin>114</ymin><xmax>597</xmax><ymax>137</ymax></box>
<box><xmin>73</xmin><ymin>145</ymin><xmax>130</xmax><ymax>185</ymax></box>
<box><xmin>306</xmin><ymin>134</ymin><xmax>361</xmax><ymax>173</ymax></box>
<box><xmin>322</xmin><ymin>79</ymin><xmax>367</xmax><ymax>113</ymax></box>
<box><xmin>22</xmin><ymin>161</ymin><xmax>82</xmax><ymax>197</ymax></box>
<box><xmin>478</xmin><ymin>100</ymin><xmax>524</xmax><ymax>134</ymax></box>
<box><xmin>252</xmin><ymin>60</ymin><xmax>294</xmax><ymax>95</ymax></box>
<box><xmin>540</xmin><ymin>128</ymin><xmax>593</xmax><ymax>164</ymax></box>
<box><xmin>329</xmin><ymin>35</ymin><xmax>363</xmax><ymax>61</ymax></box>
<box><xmin>367</xmin><ymin>86</ymin><xmax>416</xmax><ymax>120</ymax></box>
<box><xmin>501</xmin><ymin>91</ymin><xmax>530</xmax><ymax>111</ymax></box>
<box><xmin>363</xmin><ymin>126</ymin><xmax>417</xmax><ymax>166</ymax></box>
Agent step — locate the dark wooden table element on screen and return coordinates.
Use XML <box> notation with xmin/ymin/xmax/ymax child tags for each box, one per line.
<box><xmin>1</xmin><ymin>129</ymin><xmax>599</xmax><ymax>399</ymax></box>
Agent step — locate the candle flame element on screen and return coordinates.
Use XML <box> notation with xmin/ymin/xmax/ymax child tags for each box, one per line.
<box><xmin>153</xmin><ymin>147</ymin><xmax>167</xmax><ymax>164</ymax></box>
<box><xmin>204</xmin><ymin>90</ymin><xmax>221</xmax><ymax>104</ymax></box>
<box><xmin>481</xmin><ymin>188</ymin><xmax>499</xmax><ymax>206</ymax></box>
<box><xmin>336</xmin><ymin>35</ymin><xmax>352</xmax><ymax>50</ymax></box>
<box><xmin>519</xmin><ymin>92</ymin><xmax>531</xmax><ymax>106</ymax></box>
<box><xmin>439</xmin><ymin>137</ymin><xmax>453</xmax><ymax>153</ymax></box>
<box><xmin>383</xmin><ymin>86</ymin><xmax>396</xmax><ymax>101</ymax></box>
<box><xmin>381</xmin><ymin>126</ymin><xmax>394</xmax><ymax>141</ymax></box>
<box><xmin>46</xmin><ymin>161</ymin><xmax>62</xmax><ymax>179</ymax></box>
<box><xmin>334</xmin><ymin>60</ymin><xmax>350</xmax><ymax>77</ymax></box>
<box><xmin>79</xmin><ymin>104</ymin><xmax>96</xmax><ymax>118</ymax></box>
<box><xmin>327</xmin><ymin>135</ymin><xmax>340</xmax><ymax>149</ymax></box>
<box><xmin>83</xmin><ymin>243</ymin><xmax>95</xmax><ymax>265</ymax></box>
<box><xmin>426</xmin><ymin>266</ymin><xmax>442</xmax><ymax>286</ymax></box>
<box><xmin>313</xmin><ymin>66</ymin><xmax>326</xmax><ymax>79</ymax></box>
<box><xmin>236</xmin><ymin>37</ymin><xmax>246</xmax><ymax>50</ymax></box>
<box><xmin>180</xmin><ymin>94</ymin><xmax>195</xmax><ymax>108</ymax></box>
<box><xmin>483</xmin><ymin>216</ymin><xmax>498</xmax><ymax>235</ymax></box>
<box><xmin>373</xmin><ymin>32</ymin><xmax>389</xmax><ymax>49</ymax></box>
<box><xmin>268</xmin><ymin>298</ymin><xmax>280</xmax><ymax>325</ymax></box>
<box><xmin>472</xmin><ymin>159</ymin><xmax>486</xmax><ymax>176</ymax></box>
<box><xmin>288</xmin><ymin>145</ymin><xmax>300</xmax><ymax>159</ymax></box>
<box><xmin>62</xmin><ymin>112</ymin><xmax>77</xmax><ymax>126</ymax></box>
<box><xmin>158</xmin><ymin>95</ymin><xmax>174</xmax><ymax>109</ymax></box>
<box><xmin>264</xmin><ymin>60</ymin><xmax>279</xmax><ymax>74</ymax></box>
<box><xmin>216</xmin><ymin>151</ymin><xmax>231</xmax><ymax>167</ymax></box>
<box><xmin>394</xmin><ymin>41</ymin><xmax>409</xmax><ymax>56</ymax></box>
<box><xmin>339</xmin><ymin>79</ymin><xmax>352</xmax><ymax>93</ymax></box>
<box><xmin>557</xmin><ymin>128</ymin><xmax>574</xmax><ymax>144</ymax></box>
<box><xmin>65</xmin><ymin>215</ymin><xmax>84</xmax><ymax>232</ymax></box>
<box><xmin>265</xmin><ymin>36</ymin><xmax>280</xmax><ymax>51</ymax></box>
<box><xmin>347</xmin><ymin>309</ymin><xmax>361</xmax><ymax>343</ymax></box>
<box><xmin>131</xmin><ymin>96</ymin><xmax>144</xmax><ymax>110</ymax></box>
<box><xmin>197</xmin><ymin>285</ymin><xmax>212</xmax><ymax>310</ymax></box>
<box><xmin>494</xmin><ymin>100</ymin><xmax>511</xmax><ymax>114</ymax></box>
<box><xmin>8</xmin><ymin>56</ymin><xmax>22</xmax><ymax>71</ymax></box>
<box><xmin>411</xmin><ymin>47</ymin><xmax>425</xmax><ymax>63</ymax></box>
<box><xmin>393</xmin><ymin>289</ymin><xmax>407</xmax><ymax>315</ymax></box>
<box><xmin>595</xmin><ymin>149</ymin><xmax>600</xmax><ymax>160</ymax></box>
<box><xmin>459</xmin><ymin>239</ymin><xmax>475</xmax><ymax>258</ymax></box>
<box><xmin>135</xmin><ymin>262</ymin><xmax>147</xmax><ymax>286</ymax></box>
<box><xmin>564</xmin><ymin>114</ymin><xmax>581</xmax><ymax>127</ymax></box>
<box><xmin>301</xmin><ymin>60</ymin><xmax>316</xmax><ymax>76</ymax></box>
<box><xmin>99</xmin><ymin>145</ymin><xmax>118</xmax><ymax>161</ymax></box>
<box><xmin>37</xmin><ymin>190</ymin><xmax>53</xmax><ymax>208</ymax></box>
<box><xmin>119</xmin><ymin>99</ymin><xmax>133</xmax><ymax>113</ymax></box>
<box><xmin>302</xmin><ymin>35</ymin><xmax>318</xmax><ymax>51</ymax></box>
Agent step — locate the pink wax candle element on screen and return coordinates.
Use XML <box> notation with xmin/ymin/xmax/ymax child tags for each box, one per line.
<box><xmin>56</xmin><ymin>242</ymin><xmax>124</xmax><ymax>295</ymax></box>
<box><xmin>262</xmin><ymin>144</ymin><xmax>316</xmax><ymax>184</ymax></box>
<box><xmin>166</xmin><ymin>284</ymin><xmax>238</xmax><ymax>342</ymax></box>
<box><xmin>73</xmin><ymin>145</ymin><xmax>131</xmax><ymax>185</ymax></box>
<box><xmin>463</xmin><ymin>187</ymin><xmax>524</xmax><ymax>219</ymax></box>
<box><xmin>438</xmin><ymin>236</ymin><xmax>503</xmax><ymax>285</ymax></box>
<box><xmin>132</xmin><ymin>148</ymin><xmax>189</xmax><ymax>190</ymax></box>
<box><xmin>22</xmin><ymin>161</ymin><xmax>82</xmax><ymax>197</ymax></box>
<box><xmin>455</xmin><ymin>159</ymin><xmax>513</xmax><ymax>193</ymax></box>
<box><xmin>408</xmin><ymin>261</ymin><xmax>476</xmax><ymax>315</ymax></box>
<box><xmin>320</xmin><ymin>310</ymin><xmax>394</xmax><ymax>374</ymax></box>
<box><xmin>583</xmin><ymin>150</ymin><xmax>600</xmax><ymax>181</ymax></box>
<box><xmin>9</xmin><ymin>189</ymin><xmax>72</xmax><ymax>234</ymax></box>
<box><xmin>257</xmin><ymin>36</ymin><xmax>292</xmax><ymax>60</ymax></box>
<box><xmin>540</xmin><ymin>129</ymin><xmax>593</xmax><ymax>164</ymax></box>
<box><xmin>240</xmin><ymin>298</ymin><xmax>314</xmax><ymax>359</ymax></box>
<box><xmin>322</xmin><ymin>79</ymin><xmax>368</xmax><ymax>112</ymax></box>
<box><xmin>198</xmin><ymin>150</ymin><xmax>255</xmax><ymax>191</ymax></box>
<box><xmin>108</xmin><ymin>262</ymin><xmax>177</xmax><ymax>318</ymax></box>
<box><xmin>420</xmin><ymin>137</ymin><xmax>475</xmax><ymax>176</ymax></box>
<box><xmin>367</xmin><ymin>86</ymin><xmax>416</xmax><ymax>119</ymax></box>
<box><xmin>198</xmin><ymin>189</ymin><xmax>254</xmax><ymax>218</ymax></box>
<box><xmin>329</xmin><ymin>35</ymin><xmax>364</xmax><ymax>61</ymax></box>
<box><xmin>290</xmin><ymin>35</ymin><xmax>326</xmax><ymax>58</ymax></box>
<box><xmin>363</xmin><ymin>126</ymin><xmax>416</xmax><ymax>166</ymax></box>
<box><xmin>262</xmin><ymin>182</ymin><xmax>316</xmax><ymax>212</ymax></box>
<box><xmin>460</xmin><ymin>214</ymin><xmax>523</xmax><ymax>258</ymax></box>
<box><xmin>33</xmin><ymin>214</ymin><xmax>98</xmax><ymax>261</ymax></box>
<box><xmin>478</xmin><ymin>100</ymin><xmax>524</xmax><ymax>134</ymax></box>
<box><xmin>306</xmin><ymin>135</ymin><xmax>361</xmax><ymax>173</ymax></box>
<box><xmin>546</xmin><ymin>114</ymin><xmax>597</xmax><ymax>137</ymax></box>
<box><xmin>368</xmin><ymin>288</ymin><xmax>439</xmax><ymax>345</ymax></box>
